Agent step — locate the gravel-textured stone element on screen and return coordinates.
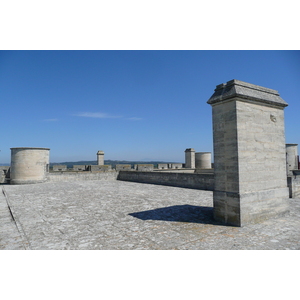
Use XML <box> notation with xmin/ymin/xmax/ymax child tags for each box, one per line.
<box><xmin>1</xmin><ymin>180</ymin><xmax>300</xmax><ymax>250</ymax></box>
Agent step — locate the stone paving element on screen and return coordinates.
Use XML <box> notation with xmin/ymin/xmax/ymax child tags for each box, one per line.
<box><xmin>1</xmin><ymin>180</ymin><xmax>300</xmax><ymax>250</ymax></box>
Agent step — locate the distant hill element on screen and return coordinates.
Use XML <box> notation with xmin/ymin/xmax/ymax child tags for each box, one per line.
<box><xmin>50</xmin><ymin>160</ymin><xmax>183</xmax><ymax>169</ymax></box>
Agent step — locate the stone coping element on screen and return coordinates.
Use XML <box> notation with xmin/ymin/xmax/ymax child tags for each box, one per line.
<box><xmin>207</xmin><ymin>79</ymin><xmax>288</xmax><ymax>108</ymax></box>
<box><xmin>10</xmin><ymin>147</ymin><xmax>50</xmax><ymax>150</ymax></box>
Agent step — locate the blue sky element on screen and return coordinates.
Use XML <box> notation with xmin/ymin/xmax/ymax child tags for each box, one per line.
<box><xmin>1</xmin><ymin>50</ymin><xmax>299</xmax><ymax>163</ymax></box>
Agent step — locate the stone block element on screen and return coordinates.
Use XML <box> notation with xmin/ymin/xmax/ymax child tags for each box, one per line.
<box><xmin>136</xmin><ymin>164</ymin><xmax>154</xmax><ymax>171</ymax></box>
<box><xmin>53</xmin><ymin>165</ymin><xmax>67</xmax><ymax>171</ymax></box>
<box><xmin>169</xmin><ymin>163</ymin><xmax>183</xmax><ymax>169</ymax></box>
<box><xmin>73</xmin><ymin>165</ymin><xmax>87</xmax><ymax>171</ymax></box>
<box><xmin>87</xmin><ymin>165</ymin><xmax>112</xmax><ymax>172</ymax></box>
<box><xmin>116</xmin><ymin>164</ymin><xmax>132</xmax><ymax>171</ymax></box>
<box><xmin>158</xmin><ymin>164</ymin><xmax>169</xmax><ymax>169</ymax></box>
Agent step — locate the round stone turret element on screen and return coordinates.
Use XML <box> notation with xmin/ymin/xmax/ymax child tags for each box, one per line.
<box><xmin>10</xmin><ymin>147</ymin><xmax>50</xmax><ymax>184</ymax></box>
<box><xmin>195</xmin><ymin>152</ymin><xmax>212</xmax><ymax>169</ymax></box>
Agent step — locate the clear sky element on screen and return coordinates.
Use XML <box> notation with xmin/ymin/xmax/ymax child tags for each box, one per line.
<box><xmin>1</xmin><ymin>50</ymin><xmax>299</xmax><ymax>164</ymax></box>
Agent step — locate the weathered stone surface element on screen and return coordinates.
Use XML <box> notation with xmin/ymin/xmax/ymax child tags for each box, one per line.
<box><xmin>47</xmin><ymin>170</ymin><xmax>118</xmax><ymax>182</ymax></box>
<box><xmin>0</xmin><ymin>187</ymin><xmax>29</xmax><ymax>249</ymax></box>
<box><xmin>195</xmin><ymin>152</ymin><xmax>211</xmax><ymax>169</ymax></box>
<box><xmin>208</xmin><ymin>80</ymin><xmax>289</xmax><ymax>226</ymax></box>
<box><xmin>1</xmin><ymin>181</ymin><xmax>300</xmax><ymax>250</ymax></box>
<box><xmin>185</xmin><ymin>148</ymin><xmax>195</xmax><ymax>169</ymax></box>
<box><xmin>158</xmin><ymin>164</ymin><xmax>169</xmax><ymax>169</ymax></box>
<box><xmin>169</xmin><ymin>163</ymin><xmax>183</xmax><ymax>169</ymax></box>
<box><xmin>118</xmin><ymin>171</ymin><xmax>214</xmax><ymax>190</ymax></box>
<box><xmin>97</xmin><ymin>150</ymin><xmax>104</xmax><ymax>165</ymax></box>
<box><xmin>286</xmin><ymin>144</ymin><xmax>298</xmax><ymax>176</ymax></box>
<box><xmin>10</xmin><ymin>147</ymin><xmax>50</xmax><ymax>185</ymax></box>
<box><xmin>87</xmin><ymin>165</ymin><xmax>112</xmax><ymax>172</ymax></box>
<box><xmin>116</xmin><ymin>164</ymin><xmax>132</xmax><ymax>171</ymax></box>
<box><xmin>135</xmin><ymin>164</ymin><xmax>154</xmax><ymax>171</ymax></box>
<box><xmin>52</xmin><ymin>165</ymin><xmax>67</xmax><ymax>171</ymax></box>
<box><xmin>207</xmin><ymin>79</ymin><xmax>288</xmax><ymax>108</ymax></box>
<box><xmin>288</xmin><ymin>170</ymin><xmax>300</xmax><ymax>198</ymax></box>
<box><xmin>73</xmin><ymin>165</ymin><xmax>87</xmax><ymax>171</ymax></box>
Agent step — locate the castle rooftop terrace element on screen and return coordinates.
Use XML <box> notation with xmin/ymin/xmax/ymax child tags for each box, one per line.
<box><xmin>1</xmin><ymin>180</ymin><xmax>300</xmax><ymax>250</ymax></box>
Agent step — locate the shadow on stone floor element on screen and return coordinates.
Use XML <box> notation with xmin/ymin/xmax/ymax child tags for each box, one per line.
<box><xmin>129</xmin><ymin>204</ymin><xmax>223</xmax><ymax>225</ymax></box>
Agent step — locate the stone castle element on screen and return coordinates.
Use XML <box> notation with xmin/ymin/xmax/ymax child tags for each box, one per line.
<box><xmin>1</xmin><ymin>79</ymin><xmax>300</xmax><ymax>227</ymax></box>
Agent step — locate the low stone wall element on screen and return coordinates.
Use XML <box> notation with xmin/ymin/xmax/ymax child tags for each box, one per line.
<box><xmin>287</xmin><ymin>170</ymin><xmax>300</xmax><ymax>198</ymax></box>
<box><xmin>47</xmin><ymin>170</ymin><xmax>118</xmax><ymax>182</ymax></box>
<box><xmin>117</xmin><ymin>171</ymin><xmax>214</xmax><ymax>190</ymax></box>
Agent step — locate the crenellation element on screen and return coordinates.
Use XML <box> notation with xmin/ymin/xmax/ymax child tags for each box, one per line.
<box><xmin>87</xmin><ymin>165</ymin><xmax>112</xmax><ymax>172</ymax></box>
<box><xmin>157</xmin><ymin>164</ymin><xmax>168</xmax><ymax>169</ymax></box>
<box><xmin>73</xmin><ymin>165</ymin><xmax>87</xmax><ymax>171</ymax></box>
<box><xmin>53</xmin><ymin>165</ymin><xmax>67</xmax><ymax>171</ymax></box>
<box><xmin>116</xmin><ymin>164</ymin><xmax>132</xmax><ymax>171</ymax></box>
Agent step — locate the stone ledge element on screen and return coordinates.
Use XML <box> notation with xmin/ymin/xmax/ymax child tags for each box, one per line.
<box><xmin>207</xmin><ymin>79</ymin><xmax>288</xmax><ymax>108</ymax></box>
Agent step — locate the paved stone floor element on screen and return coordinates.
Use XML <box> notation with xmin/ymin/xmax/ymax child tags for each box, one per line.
<box><xmin>1</xmin><ymin>180</ymin><xmax>300</xmax><ymax>250</ymax></box>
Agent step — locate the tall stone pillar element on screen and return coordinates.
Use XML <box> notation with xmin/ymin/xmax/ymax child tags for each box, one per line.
<box><xmin>185</xmin><ymin>148</ymin><xmax>195</xmax><ymax>169</ymax></box>
<box><xmin>207</xmin><ymin>79</ymin><xmax>289</xmax><ymax>226</ymax></box>
<box><xmin>286</xmin><ymin>144</ymin><xmax>298</xmax><ymax>176</ymax></box>
<box><xmin>97</xmin><ymin>150</ymin><xmax>104</xmax><ymax>165</ymax></box>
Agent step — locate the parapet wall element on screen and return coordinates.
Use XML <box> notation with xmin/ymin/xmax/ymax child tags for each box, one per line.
<box><xmin>47</xmin><ymin>170</ymin><xmax>118</xmax><ymax>182</ymax></box>
<box><xmin>117</xmin><ymin>171</ymin><xmax>214</xmax><ymax>190</ymax></box>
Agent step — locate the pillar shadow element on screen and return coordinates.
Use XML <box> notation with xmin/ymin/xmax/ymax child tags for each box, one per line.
<box><xmin>129</xmin><ymin>204</ymin><xmax>222</xmax><ymax>225</ymax></box>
